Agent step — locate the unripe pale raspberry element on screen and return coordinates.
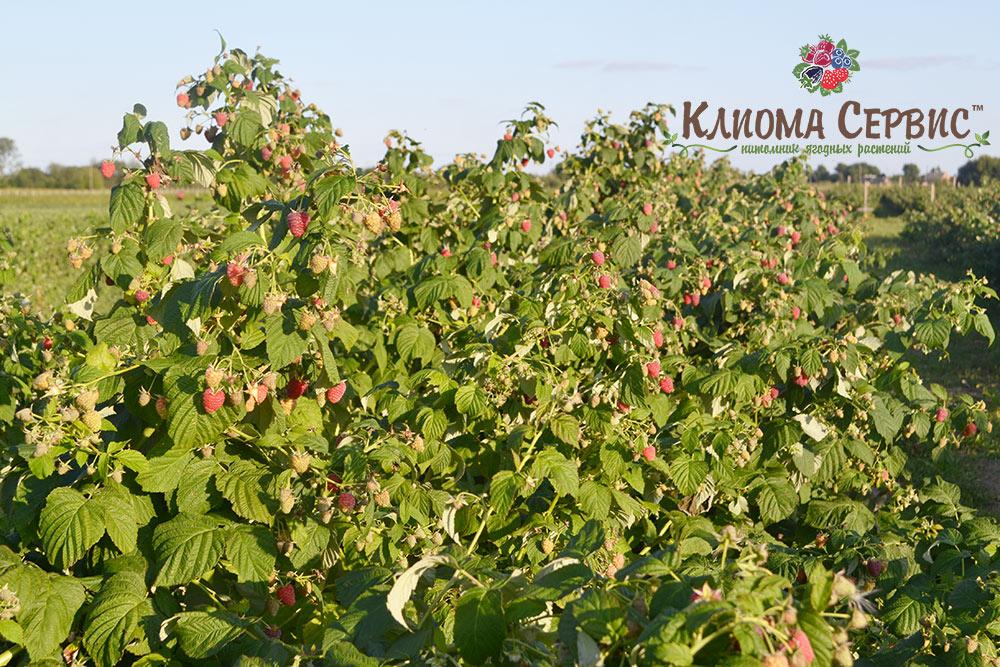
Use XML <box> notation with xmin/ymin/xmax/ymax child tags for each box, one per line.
<box><xmin>75</xmin><ymin>388</ymin><xmax>100</xmax><ymax>412</ymax></box>
<box><xmin>279</xmin><ymin>488</ymin><xmax>295</xmax><ymax>514</ymax></box>
<box><xmin>204</xmin><ymin>366</ymin><xmax>224</xmax><ymax>389</ymax></box>
<box><xmin>290</xmin><ymin>452</ymin><xmax>312</xmax><ymax>474</ymax></box>
<box><xmin>262</xmin><ymin>292</ymin><xmax>286</xmax><ymax>315</ymax></box>
<box><xmin>363</xmin><ymin>212</ymin><xmax>384</xmax><ymax>235</ymax></box>
<box><xmin>309</xmin><ymin>252</ymin><xmax>330</xmax><ymax>274</ymax></box>
<box><xmin>298</xmin><ymin>310</ymin><xmax>318</xmax><ymax>331</ymax></box>
<box><xmin>81</xmin><ymin>410</ymin><xmax>102</xmax><ymax>432</ymax></box>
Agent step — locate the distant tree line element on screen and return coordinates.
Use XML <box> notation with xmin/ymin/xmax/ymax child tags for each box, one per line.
<box><xmin>0</xmin><ymin>137</ymin><xmax>122</xmax><ymax>189</ymax></box>
<box><xmin>1</xmin><ymin>135</ymin><xmax>997</xmax><ymax>189</ymax></box>
<box><xmin>808</xmin><ymin>156</ymin><xmax>998</xmax><ymax>185</ymax></box>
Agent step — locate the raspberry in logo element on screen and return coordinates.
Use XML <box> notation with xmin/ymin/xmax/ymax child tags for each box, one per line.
<box><xmin>794</xmin><ymin>34</ymin><xmax>860</xmax><ymax>95</ymax></box>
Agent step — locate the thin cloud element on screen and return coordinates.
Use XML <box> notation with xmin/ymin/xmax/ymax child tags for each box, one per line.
<box><xmin>864</xmin><ymin>55</ymin><xmax>971</xmax><ymax>70</ymax></box>
<box><xmin>554</xmin><ymin>59</ymin><xmax>702</xmax><ymax>72</ymax></box>
<box><xmin>554</xmin><ymin>59</ymin><xmax>604</xmax><ymax>70</ymax></box>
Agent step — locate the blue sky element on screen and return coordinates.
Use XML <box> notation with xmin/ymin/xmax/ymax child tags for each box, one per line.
<box><xmin>1</xmin><ymin>0</ymin><xmax>997</xmax><ymax>174</ymax></box>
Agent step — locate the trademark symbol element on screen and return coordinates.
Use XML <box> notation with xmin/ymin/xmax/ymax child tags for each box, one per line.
<box><xmin>972</xmin><ymin>104</ymin><xmax>984</xmax><ymax>111</ymax></box>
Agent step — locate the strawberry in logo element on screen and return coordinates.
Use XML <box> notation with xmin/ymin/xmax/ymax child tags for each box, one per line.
<box><xmin>820</xmin><ymin>69</ymin><xmax>840</xmax><ymax>90</ymax></box>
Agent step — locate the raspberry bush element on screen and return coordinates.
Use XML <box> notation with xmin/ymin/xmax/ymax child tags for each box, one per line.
<box><xmin>1</xmin><ymin>45</ymin><xmax>999</xmax><ymax>666</ymax></box>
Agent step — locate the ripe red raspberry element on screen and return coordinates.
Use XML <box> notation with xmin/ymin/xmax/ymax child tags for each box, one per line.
<box><xmin>547</xmin><ymin>148</ymin><xmax>555</xmax><ymax>158</ymax></box>
<box><xmin>286</xmin><ymin>378</ymin><xmax>309</xmax><ymax>399</ymax></box>
<box><xmin>226</xmin><ymin>262</ymin><xmax>245</xmax><ymax>287</ymax></box>
<box><xmin>338</xmin><ymin>492</ymin><xmax>357</xmax><ymax>511</ymax></box>
<box><xmin>278</xmin><ymin>155</ymin><xmax>293</xmax><ymax>171</ymax></box>
<box><xmin>100</xmin><ymin>161</ymin><xmax>115</xmax><ymax>179</ymax></box>
<box><xmin>792</xmin><ymin>306</ymin><xmax>801</xmax><ymax>320</ymax></box>
<box><xmin>591</xmin><ymin>250</ymin><xmax>605</xmax><ymax>266</ymax></box>
<box><xmin>176</xmin><ymin>92</ymin><xmax>190</xmax><ymax>108</ymax></box>
<box><xmin>769</xmin><ymin>387</ymin><xmax>780</xmax><ymax>399</ymax></box>
<box><xmin>673</xmin><ymin>316</ymin><xmax>685</xmax><ymax>330</ymax></box>
<box><xmin>935</xmin><ymin>408</ymin><xmax>949</xmax><ymax>422</ymax></box>
<box><xmin>646</xmin><ymin>361</ymin><xmax>661</xmax><ymax>378</ymax></box>
<box><xmin>261</xmin><ymin>146</ymin><xmax>273</xmax><ymax>161</ymax></box>
<box><xmin>214</xmin><ymin>111</ymin><xmax>229</xmax><ymax>127</ymax></box>
<box><xmin>652</xmin><ymin>330</ymin><xmax>664</xmax><ymax>348</ymax></box>
<box><xmin>520</xmin><ymin>219</ymin><xmax>532</xmax><ymax>233</ymax></box>
<box><xmin>666</xmin><ymin>259</ymin><xmax>677</xmax><ymax>270</ymax></box>
<box><xmin>134</xmin><ymin>289</ymin><xmax>150</xmax><ymax>303</ymax></box>
<box><xmin>598</xmin><ymin>274</ymin><xmax>612</xmax><ymax>289</ymax></box>
<box><xmin>659</xmin><ymin>377</ymin><xmax>675</xmax><ymax>394</ymax></box>
<box><xmin>287</xmin><ymin>210</ymin><xmax>310</xmax><ymax>238</ymax></box>
<box><xmin>701</xmin><ymin>277</ymin><xmax>712</xmax><ymax>290</ymax></box>
<box><xmin>325</xmin><ymin>381</ymin><xmax>347</xmax><ymax>404</ymax></box>
<box><xmin>777</xmin><ymin>272</ymin><xmax>790</xmax><ymax>286</ymax></box>
<box><xmin>202</xmin><ymin>388</ymin><xmax>225</xmax><ymax>414</ymax></box>
<box><xmin>275</xmin><ymin>583</ymin><xmax>296</xmax><ymax>606</ymax></box>
<box><xmin>794</xmin><ymin>372</ymin><xmax>810</xmax><ymax>387</ymax></box>
<box><xmin>641</xmin><ymin>445</ymin><xmax>656</xmax><ymax>461</ymax></box>
<box><xmin>42</xmin><ymin>336</ymin><xmax>53</xmax><ymax>350</ymax></box>
<box><xmin>145</xmin><ymin>173</ymin><xmax>161</xmax><ymax>190</ymax></box>
<box><xmin>326</xmin><ymin>472</ymin><xmax>342</xmax><ymax>493</ymax></box>
<box><xmin>162</xmin><ymin>255</ymin><xmax>174</xmax><ymax>266</ymax></box>
<box><xmin>642</xmin><ymin>203</ymin><xmax>653</xmax><ymax>216</ymax></box>
<box><xmin>964</xmin><ymin>422</ymin><xmax>978</xmax><ymax>437</ymax></box>
<box><xmin>776</xmin><ymin>225</ymin><xmax>787</xmax><ymax>237</ymax></box>
<box><xmin>503</xmin><ymin>132</ymin><xmax>513</xmax><ymax>141</ymax></box>
<box><xmin>790</xmin><ymin>231</ymin><xmax>802</xmax><ymax>245</ymax></box>
<box><xmin>440</xmin><ymin>246</ymin><xmax>452</xmax><ymax>258</ymax></box>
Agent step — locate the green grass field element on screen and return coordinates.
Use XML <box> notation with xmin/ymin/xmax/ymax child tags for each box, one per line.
<box><xmin>864</xmin><ymin>212</ymin><xmax>1000</xmax><ymax>514</ymax></box>
<box><xmin>0</xmin><ymin>189</ymin><xmax>106</xmax><ymax>306</ymax></box>
<box><xmin>2</xmin><ymin>187</ymin><xmax>998</xmax><ymax>512</ymax></box>
<box><xmin>0</xmin><ymin>189</ymin><xmax>208</xmax><ymax>310</ymax></box>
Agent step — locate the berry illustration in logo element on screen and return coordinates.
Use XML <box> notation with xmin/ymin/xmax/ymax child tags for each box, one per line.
<box><xmin>794</xmin><ymin>34</ymin><xmax>860</xmax><ymax>95</ymax></box>
<box><xmin>801</xmin><ymin>65</ymin><xmax>823</xmax><ymax>85</ymax></box>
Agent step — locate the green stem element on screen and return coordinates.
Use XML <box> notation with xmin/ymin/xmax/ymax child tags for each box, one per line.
<box><xmin>467</xmin><ymin>426</ymin><xmax>544</xmax><ymax>553</ymax></box>
<box><xmin>917</xmin><ymin>143</ymin><xmax>980</xmax><ymax>158</ymax></box>
<box><xmin>672</xmin><ymin>143</ymin><xmax>738</xmax><ymax>155</ymax></box>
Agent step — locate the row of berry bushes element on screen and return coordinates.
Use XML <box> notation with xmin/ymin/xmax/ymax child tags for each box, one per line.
<box><xmin>0</xmin><ymin>46</ymin><xmax>998</xmax><ymax>666</ymax></box>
